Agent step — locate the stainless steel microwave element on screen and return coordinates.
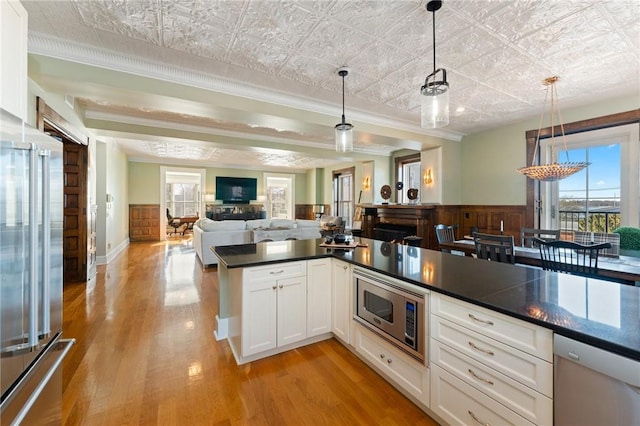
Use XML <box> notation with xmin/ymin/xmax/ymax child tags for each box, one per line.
<box><xmin>353</xmin><ymin>269</ymin><xmax>426</xmax><ymax>363</ymax></box>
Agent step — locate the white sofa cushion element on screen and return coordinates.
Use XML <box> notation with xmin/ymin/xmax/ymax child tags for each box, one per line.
<box><xmin>246</xmin><ymin>219</ymin><xmax>269</xmax><ymax>230</ymax></box>
<box><xmin>201</xmin><ymin>219</ymin><xmax>246</xmax><ymax>232</ymax></box>
<box><xmin>296</xmin><ymin>219</ymin><xmax>319</xmax><ymax>228</ymax></box>
<box><xmin>270</xmin><ymin>219</ymin><xmax>296</xmax><ymax>229</ymax></box>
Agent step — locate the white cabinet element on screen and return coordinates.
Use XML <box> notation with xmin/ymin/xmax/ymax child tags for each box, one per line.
<box><xmin>331</xmin><ymin>259</ymin><xmax>351</xmax><ymax>344</ymax></box>
<box><xmin>431</xmin><ymin>364</ymin><xmax>535</xmax><ymax>426</ymax></box>
<box><xmin>240</xmin><ymin>262</ymin><xmax>308</xmax><ymax>358</ymax></box>
<box><xmin>355</xmin><ymin>323</ymin><xmax>430</xmax><ymax>405</ymax></box>
<box><xmin>0</xmin><ymin>0</ymin><xmax>28</xmax><ymax>120</ymax></box>
<box><xmin>307</xmin><ymin>258</ymin><xmax>332</xmax><ymax>337</ymax></box>
<box><xmin>430</xmin><ymin>293</ymin><xmax>553</xmax><ymax>425</ymax></box>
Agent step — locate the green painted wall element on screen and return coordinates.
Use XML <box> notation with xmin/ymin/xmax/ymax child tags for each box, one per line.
<box><xmin>128</xmin><ymin>162</ymin><xmax>310</xmax><ymax>204</ymax></box>
<box><xmin>460</xmin><ymin>95</ymin><xmax>639</xmax><ymax>205</ymax></box>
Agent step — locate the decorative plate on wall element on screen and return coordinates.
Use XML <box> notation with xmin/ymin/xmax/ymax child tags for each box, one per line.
<box><xmin>395</xmin><ymin>182</ymin><xmax>404</xmax><ymax>190</ymax></box>
<box><xmin>407</xmin><ymin>188</ymin><xmax>419</xmax><ymax>200</ymax></box>
<box><xmin>380</xmin><ymin>184</ymin><xmax>391</xmax><ymax>202</ymax></box>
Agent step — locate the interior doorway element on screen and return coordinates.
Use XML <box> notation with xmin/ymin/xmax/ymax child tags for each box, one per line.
<box><xmin>160</xmin><ymin>167</ymin><xmax>206</xmax><ymax>239</ymax></box>
<box><xmin>264</xmin><ymin>174</ymin><xmax>295</xmax><ymax>219</ymax></box>
<box><xmin>36</xmin><ymin>97</ymin><xmax>90</xmax><ymax>284</ymax></box>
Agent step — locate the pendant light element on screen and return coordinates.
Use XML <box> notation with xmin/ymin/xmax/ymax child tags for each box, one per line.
<box><xmin>335</xmin><ymin>67</ymin><xmax>353</xmax><ymax>152</ymax></box>
<box><xmin>420</xmin><ymin>0</ymin><xmax>449</xmax><ymax>129</ymax></box>
<box><xmin>517</xmin><ymin>76</ymin><xmax>589</xmax><ymax>181</ymax></box>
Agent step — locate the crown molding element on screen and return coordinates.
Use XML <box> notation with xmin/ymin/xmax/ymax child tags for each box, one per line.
<box><xmin>29</xmin><ymin>33</ymin><xmax>464</xmax><ymax>143</ymax></box>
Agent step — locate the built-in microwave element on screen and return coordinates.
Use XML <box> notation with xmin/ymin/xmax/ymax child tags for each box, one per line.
<box><xmin>353</xmin><ymin>269</ymin><xmax>426</xmax><ymax>363</ymax></box>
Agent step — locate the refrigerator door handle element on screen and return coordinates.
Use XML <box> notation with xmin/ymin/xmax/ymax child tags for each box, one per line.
<box><xmin>39</xmin><ymin>149</ymin><xmax>51</xmax><ymax>340</ymax></box>
<box><xmin>2</xmin><ymin>339</ymin><xmax>75</xmax><ymax>426</ymax></box>
<box><xmin>28</xmin><ymin>144</ymin><xmax>39</xmax><ymax>351</ymax></box>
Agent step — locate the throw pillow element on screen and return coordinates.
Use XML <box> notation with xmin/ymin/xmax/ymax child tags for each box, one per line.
<box><xmin>270</xmin><ymin>219</ymin><xmax>296</xmax><ymax>229</ymax></box>
<box><xmin>246</xmin><ymin>219</ymin><xmax>269</xmax><ymax>230</ymax></box>
<box><xmin>201</xmin><ymin>219</ymin><xmax>247</xmax><ymax>232</ymax></box>
<box><xmin>296</xmin><ymin>219</ymin><xmax>319</xmax><ymax>228</ymax></box>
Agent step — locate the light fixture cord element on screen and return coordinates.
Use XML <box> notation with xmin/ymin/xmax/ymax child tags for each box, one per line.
<box><xmin>432</xmin><ymin>9</ymin><xmax>437</xmax><ymax>75</ymax></box>
<box><xmin>341</xmin><ymin>73</ymin><xmax>346</xmax><ymax>124</ymax></box>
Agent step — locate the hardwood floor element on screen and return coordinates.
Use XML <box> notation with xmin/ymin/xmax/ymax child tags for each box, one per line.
<box><xmin>61</xmin><ymin>238</ymin><xmax>439</xmax><ymax>425</ymax></box>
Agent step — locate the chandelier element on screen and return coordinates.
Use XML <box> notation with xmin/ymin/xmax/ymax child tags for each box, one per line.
<box><xmin>420</xmin><ymin>0</ymin><xmax>449</xmax><ymax>129</ymax></box>
<box><xmin>335</xmin><ymin>67</ymin><xmax>353</xmax><ymax>152</ymax></box>
<box><xmin>517</xmin><ymin>76</ymin><xmax>589</xmax><ymax>181</ymax></box>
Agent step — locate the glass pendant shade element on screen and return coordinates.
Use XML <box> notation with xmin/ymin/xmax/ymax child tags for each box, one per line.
<box><xmin>335</xmin><ymin>67</ymin><xmax>354</xmax><ymax>152</ymax></box>
<box><xmin>421</xmin><ymin>69</ymin><xmax>449</xmax><ymax>128</ymax></box>
<box><xmin>335</xmin><ymin>121</ymin><xmax>353</xmax><ymax>152</ymax></box>
<box><xmin>420</xmin><ymin>1</ymin><xmax>449</xmax><ymax>129</ymax></box>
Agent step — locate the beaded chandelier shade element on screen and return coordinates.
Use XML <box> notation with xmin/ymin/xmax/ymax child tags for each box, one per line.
<box><xmin>517</xmin><ymin>76</ymin><xmax>589</xmax><ymax>181</ymax></box>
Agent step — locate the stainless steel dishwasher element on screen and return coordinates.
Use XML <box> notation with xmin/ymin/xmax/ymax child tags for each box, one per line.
<box><xmin>554</xmin><ymin>335</ymin><xmax>640</xmax><ymax>425</ymax></box>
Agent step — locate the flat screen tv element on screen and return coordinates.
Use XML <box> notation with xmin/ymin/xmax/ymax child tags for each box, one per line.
<box><xmin>215</xmin><ymin>176</ymin><xmax>257</xmax><ymax>204</ymax></box>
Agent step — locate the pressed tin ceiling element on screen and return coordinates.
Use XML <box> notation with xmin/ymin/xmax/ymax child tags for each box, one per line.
<box><xmin>23</xmin><ymin>0</ymin><xmax>640</xmax><ymax>171</ymax></box>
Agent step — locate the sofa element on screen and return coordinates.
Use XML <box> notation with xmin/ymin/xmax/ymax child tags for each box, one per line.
<box><xmin>193</xmin><ymin>218</ymin><xmax>321</xmax><ymax>266</ymax></box>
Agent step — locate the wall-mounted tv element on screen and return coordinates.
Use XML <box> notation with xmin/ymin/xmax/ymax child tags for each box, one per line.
<box><xmin>215</xmin><ymin>176</ymin><xmax>257</xmax><ymax>204</ymax></box>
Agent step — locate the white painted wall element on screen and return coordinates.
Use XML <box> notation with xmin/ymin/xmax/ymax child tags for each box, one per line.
<box><xmin>0</xmin><ymin>0</ymin><xmax>27</xmax><ymax>120</ymax></box>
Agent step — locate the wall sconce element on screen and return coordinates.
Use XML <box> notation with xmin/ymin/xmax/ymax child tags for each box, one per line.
<box><xmin>362</xmin><ymin>176</ymin><xmax>371</xmax><ymax>190</ymax></box>
<box><xmin>423</xmin><ymin>169</ymin><xmax>434</xmax><ymax>185</ymax></box>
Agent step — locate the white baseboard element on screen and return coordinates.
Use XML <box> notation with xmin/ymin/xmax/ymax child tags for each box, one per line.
<box><xmin>97</xmin><ymin>238</ymin><xmax>129</xmax><ymax>265</ymax></box>
<box><xmin>214</xmin><ymin>315</ymin><xmax>228</xmax><ymax>341</ymax></box>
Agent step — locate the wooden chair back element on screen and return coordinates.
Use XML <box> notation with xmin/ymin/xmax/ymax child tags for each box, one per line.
<box><xmin>520</xmin><ymin>228</ymin><xmax>561</xmax><ymax>247</ymax></box>
<box><xmin>473</xmin><ymin>232</ymin><xmax>515</xmax><ymax>264</ymax></box>
<box><xmin>534</xmin><ymin>237</ymin><xmax>612</xmax><ymax>277</ymax></box>
<box><xmin>435</xmin><ymin>224</ymin><xmax>458</xmax><ymax>253</ymax></box>
<box><xmin>573</xmin><ymin>231</ymin><xmax>620</xmax><ymax>257</ymax></box>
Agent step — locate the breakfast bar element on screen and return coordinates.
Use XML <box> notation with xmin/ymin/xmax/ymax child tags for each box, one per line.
<box><xmin>213</xmin><ymin>238</ymin><xmax>640</xmax><ymax>361</ymax></box>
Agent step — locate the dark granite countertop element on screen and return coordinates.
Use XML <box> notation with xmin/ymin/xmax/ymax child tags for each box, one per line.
<box><xmin>213</xmin><ymin>237</ymin><xmax>640</xmax><ymax>361</ymax></box>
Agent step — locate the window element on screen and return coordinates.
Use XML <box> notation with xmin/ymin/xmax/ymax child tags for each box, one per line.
<box><xmin>333</xmin><ymin>167</ymin><xmax>354</xmax><ymax>227</ymax></box>
<box><xmin>526</xmin><ymin>111</ymin><xmax>639</xmax><ymax>230</ymax></box>
<box><xmin>265</xmin><ymin>174</ymin><xmax>294</xmax><ymax>219</ymax></box>
<box><xmin>541</xmin><ymin>123</ymin><xmax>639</xmax><ymax>231</ymax></box>
<box><xmin>395</xmin><ymin>153</ymin><xmax>420</xmax><ymax>203</ymax></box>
<box><xmin>166</xmin><ymin>183</ymin><xmax>199</xmax><ymax>217</ymax></box>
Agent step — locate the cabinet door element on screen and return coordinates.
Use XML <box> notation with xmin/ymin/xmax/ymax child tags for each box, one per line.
<box><xmin>277</xmin><ymin>275</ymin><xmax>308</xmax><ymax>347</ymax></box>
<box><xmin>331</xmin><ymin>260</ymin><xmax>351</xmax><ymax>344</ymax></box>
<box><xmin>242</xmin><ymin>279</ymin><xmax>278</xmax><ymax>357</ymax></box>
<box><xmin>307</xmin><ymin>259</ymin><xmax>332</xmax><ymax>337</ymax></box>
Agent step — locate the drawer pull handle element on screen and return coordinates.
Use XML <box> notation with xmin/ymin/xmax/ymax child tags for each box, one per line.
<box><xmin>272</xmin><ymin>285</ymin><xmax>277</xmax><ymax>290</ymax></box>
<box><xmin>468</xmin><ymin>341</ymin><xmax>495</xmax><ymax>356</ymax></box>
<box><xmin>270</xmin><ymin>270</ymin><xmax>285</xmax><ymax>275</ymax></box>
<box><xmin>468</xmin><ymin>410</ymin><xmax>491</xmax><ymax>426</ymax></box>
<box><xmin>469</xmin><ymin>314</ymin><xmax>494</xmax><ymax>326</ymax></box>
<box><xmin>380</xmin><ymin>354</ymin><xmax>385</xmax><ymax>359</ymax></box>
<box><xmin>468</xmin><ymin>368</ymin><xmax>494</xmax><ymax>385</ymax></box>
<box><xmin>279</xmin><ymin>284</ymin><xmax>283</xmax><ymax>289</ymax></box>
<box><xmin>387</xmin><ymin>358</ymin><xmax>392</xmax><ymax>364</ymax></box>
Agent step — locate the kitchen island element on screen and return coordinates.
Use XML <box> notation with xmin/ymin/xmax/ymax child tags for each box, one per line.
<box><xmin>213</xmin><ymin>237</ymin><xmax>640</xmax><ymax>361</ymax></box>
<box><xmin>214</xmin><ymin>237</ymin><xmax>640</xmax><ymax>425</ymax></box>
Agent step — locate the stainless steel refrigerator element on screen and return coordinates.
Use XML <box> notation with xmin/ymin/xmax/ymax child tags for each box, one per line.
<box><xmin>1</xmin><ymin>108</ymin><xmax>75</xmax><ymax>425</ymax></box>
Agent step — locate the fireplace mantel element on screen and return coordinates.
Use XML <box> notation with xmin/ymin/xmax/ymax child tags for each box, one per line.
<box><xmin>359</xmin><ymin>204</ymin><xmax>436</xmax><ymax>248</ymax></box>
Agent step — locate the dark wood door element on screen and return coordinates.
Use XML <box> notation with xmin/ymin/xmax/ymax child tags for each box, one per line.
<box><xmin>37</xmin><ymin>97</ymin><xmax>89</xmax><ymax>284</ymax></box>
<box><xmin>62</xmin><ymin>142</ymin><xmax>88</xmax><ymax>282</ymax></box>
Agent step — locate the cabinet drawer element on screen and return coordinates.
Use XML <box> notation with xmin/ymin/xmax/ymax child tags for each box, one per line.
<box><xmin>354</xmin><ymin>324</ymin><xmax>429</xmax><ymax>404</ymax></box>
<box><xmin>431</xmin><ymin>339</ymin><xmax>552</xmax><ymax>424</ymax></box>
<box><xmin>431</xmin><ymin>316</ymin><xmax>553</xmax><ymax>396</ymax></box>
<box><xmin>431</xmin><ymin>293</ymin><xmax>552</xmax><ymax>361</ymax></box>
<box><xmin>431</xmin><ymin>364</ymin><xmax>535</xmax><ymax>426</ymax></box>
<box><xmin>244</xmin><ymin>261</ymin><xmax>306</xmax><ymax>282</ymax></box>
